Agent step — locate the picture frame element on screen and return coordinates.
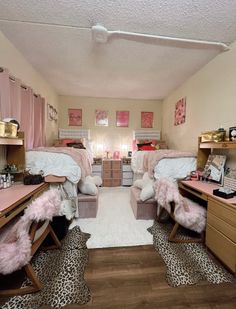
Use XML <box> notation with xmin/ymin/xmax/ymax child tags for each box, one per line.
<box><xmin>68</xmin><ymin>108</ymin><xmax>82</xmax><ymax>126</ymax></box>
<box><xmin>95</xmin><ymin>110</ymin><xmax>109</xmax><ymax>126</ymax></box>
<box><xmin>174</xmin><ymin>97</ymin><xmax>186</xmax><ymax>126</ymax></box>
<box><xmin>116</xmin><ymin>111</ymin><xmax>129</xmax><ymax>127</ymax></box>
<box><xmin>203</xmin><ymin>154</ymin><xmax>226</xmax><ymax>182</ymax></box>
<box><xmin>229</xmin><ymin>126</ymin><xmax>236</xmax><ymax>141</ymax></box>
<box><xmin>141</xmin><ymin>112</ymin><xmax>153</xmax><ymax>128</ymax></box>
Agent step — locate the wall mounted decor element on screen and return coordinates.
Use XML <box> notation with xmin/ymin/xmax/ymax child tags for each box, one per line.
<box><xmin>68</xmin><ymin>108</ymin><xmax>82</xmax><ymax>126</ymax></box>
<box><xmin>141</xmin><ymin>112</ymin><xmax>153</xmax><ymax>128</ymax></box>
<box><xmin>95</xmin><ymin>110</ymin><xmax>108</xmax><ymax>126</ymax></box>
<box><xmin>47</xmin><ymin>104</ymin><xmax>58</xmax><ymax>121</ymax></box>
<box><xmin>116</xmin><ymin>111</ymin><xmax>129</xmax><ymax>127</ymax></box>
<box><xmin>174</xmin><ymin>97</ymin><xmax>186</xmax><ymax>126</ymax></box>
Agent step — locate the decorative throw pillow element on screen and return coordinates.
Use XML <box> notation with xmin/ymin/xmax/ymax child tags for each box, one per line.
<box><xmin>133</xmin><ymin>179</ymin><xmax>144</xmax><ymax>189</ymax></box>
<box><xmin>78</xmin><ymin>180</ymin><xmax>98</xmax><ymax>195</ymax></box>
<box><xmin>85</xmin><ymin>175</ymin><xmax>102</xmax><ymax>187</ymax></box>
<box><xmin>140</xmin><ymin>183</ymin><xmax>155</xmax><ymax>201</ymax></box>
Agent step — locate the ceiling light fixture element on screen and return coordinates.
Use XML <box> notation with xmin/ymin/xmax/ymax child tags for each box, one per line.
<box><xmin>91</xmin><ymin>24</ymin><xmax>230</xmax><ymax>51</ymax></box>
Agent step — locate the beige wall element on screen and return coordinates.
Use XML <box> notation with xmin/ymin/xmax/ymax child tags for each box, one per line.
<box><xmin>0</xmin><ymin>30</ymin><xmax>59</xmax><ymax>145</ymax></box>
<box><xmin>59</xmin><ymin>96</ymin><xmax>162</xmax><ymax>156</ymax></box>
<box><xmin>162</xmin><ymin>41</ymin><xmax>236</xmax><ymax>155</ymax></box>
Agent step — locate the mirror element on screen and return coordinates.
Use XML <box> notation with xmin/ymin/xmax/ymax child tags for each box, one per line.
<box><xmin>203</xmin><ymin>154</ymin><xmax>226</xmax><ymax>182</ymax></box>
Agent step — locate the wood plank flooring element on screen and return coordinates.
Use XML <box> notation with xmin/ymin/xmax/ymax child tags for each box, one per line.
<box><xmin>39</xmin><ymin>245</ymin><xmax>236</xmax><ymax>309</ymax></box>
<box><xmin>1</xmin><ymin>245</ymin><xmax>235</xmax><ymax>308</ymax></box>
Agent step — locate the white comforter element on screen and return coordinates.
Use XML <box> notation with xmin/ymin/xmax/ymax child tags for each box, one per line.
<box><xmin>26</xmin><ymin>151</ymin><xmax>81</xmax><ymax>183</ymax></box>
<box><xmin>26</xmin><ymin>151</ymin><xmax>82</xmax><ymax>220</ymax></box>
<box><xmin>131</xmin><ymin>150</ymin><xmax>196</xmax><ymax>181</ymax></box>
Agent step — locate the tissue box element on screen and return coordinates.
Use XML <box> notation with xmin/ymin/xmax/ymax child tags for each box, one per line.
<box><xmin>213</xmin><ymin>189</ymin><xmax>235</xmax><ymax>199</ymax></box>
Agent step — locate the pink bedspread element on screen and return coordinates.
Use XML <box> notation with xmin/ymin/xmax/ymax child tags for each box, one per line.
<box><xmin>143</xmin><ymin>150</ymin><xmax>196</xmax><ymax>178</ymax></box>
<box><xmin>33</xmin><ymin>147</ymin><xmax>92</xmax><ymax>179</ymax></box>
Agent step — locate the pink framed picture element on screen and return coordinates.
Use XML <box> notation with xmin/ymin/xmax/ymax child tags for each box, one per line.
<box><xmin>174</xmin><ymin>97</ymin><xmax>186</xmax><ymax>126</ymax></box>
<box><xmin>116</xmin><ymin>111</ymin><xmax>129</xmax><ymax>127</ymax></box>
<box><xmin>141</xmin><ymin>112</ymin><xmax>153</xmax><ymax>128</ymax></box>
<box><xmin>95</xmin><ymin>110</ymin><xmax>108</xmax><ymax>126</ymax></box>
<box><xmin>68</xmin><ymin>108</ymin><xmax>82</xmax><ymax>126</ymax></box>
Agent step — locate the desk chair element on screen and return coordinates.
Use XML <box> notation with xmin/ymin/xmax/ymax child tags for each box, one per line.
<box><xmin>0</xmin><ymin>189</ymin><xmax>61</xmax><ymax>296</ymax></box>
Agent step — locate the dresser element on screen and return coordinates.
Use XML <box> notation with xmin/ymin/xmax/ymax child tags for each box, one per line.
<box><xmin>102</xmin><ymin>159</ymin><xmax>121</xmax><ymax>187</ymax></box>
<box><xmin>179</xmin><ymin>180</ymin><xmax>236</xmax><ymax>274</ymax></box>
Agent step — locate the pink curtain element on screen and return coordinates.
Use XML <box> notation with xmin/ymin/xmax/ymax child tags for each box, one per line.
<box><xmin>0</xmin><ymin>67</ymin><xmax>46</xmax><ymax>150</ymax></box>
<box><xmin>0</xmin><ymin>68</ymin><xmax>11</xmax><ymax>119</ymax></box>
<box><xmin>9</xmin><ymin>77</ymin><xmax>21</xmax><ymax>122</ymax></box>
<box><xmin>33</xmin><ymin>94</ymin><xmax>45</xmax><ymax>147</ymax></box>
<box><xmin>20</xmin><ymin>86</ymin><xmax>35</xmax><ymax>149</ymax></box>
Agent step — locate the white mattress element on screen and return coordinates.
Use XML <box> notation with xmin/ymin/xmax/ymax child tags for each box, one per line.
<box><xmin>26</xmin><ymin>151</ymin><xmax>81</xmax><ymax>184</ymax></box>
<box><xmin>154</xmin><ymin>157</ymin><xmax>196</xmax><ymax>181</ymax></box>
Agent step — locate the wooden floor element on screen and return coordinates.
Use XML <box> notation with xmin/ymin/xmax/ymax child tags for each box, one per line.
<box><xmin>1</xmin><ymin>245</ymin><xmax>235</xmax><ymax>308</ymax></box>
<box><xmin>38</xmin><ymin>245</ymin><xmax>236</xmax><ymax>309</ymax></box>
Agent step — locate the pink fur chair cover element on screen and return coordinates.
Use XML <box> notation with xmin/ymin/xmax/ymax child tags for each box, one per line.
<box><xmin>154</xmin><ymin>178</ymin><xmax>206</xmax><ymax>234</ymax></box>
<box><xmin>0</xmin><ymin>189</ymin><xmax>61</xmax><ymax>275</ymax></box>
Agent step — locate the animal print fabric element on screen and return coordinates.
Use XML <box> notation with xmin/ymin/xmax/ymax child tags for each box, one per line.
<box><xmin>148</xmin><ymin>221</ymin><xmax>235</xmax><ymax>287</ymax></box>
<box><xmin>2</xmin><ymin>226</ymin><xmax>91</xmax><ymax>309</ymax></box>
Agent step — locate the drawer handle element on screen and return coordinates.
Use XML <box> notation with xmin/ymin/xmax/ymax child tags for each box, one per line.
<box><xmin>222</xmin><ymin>143</ymin><xmax>228</xmax><ymax>148</ymax></box>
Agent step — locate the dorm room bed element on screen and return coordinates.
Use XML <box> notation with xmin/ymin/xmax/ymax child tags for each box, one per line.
<box><xmin>26</xmin><ymin>129</ymin><xmax>93</xmax><ymax>220</ymax></box>
<box><xmin>131</xmin><ymin>130</ymin><xmax>196</xmax><ymax>181</ymax></box>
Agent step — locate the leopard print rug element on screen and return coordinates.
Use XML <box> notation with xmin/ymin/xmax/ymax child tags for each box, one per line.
<box><xmin>148</xmin><ymin>221</ymin><xmax>235</xmax><ymax>287</ymax></box>
<box><xmin>2</xmin><ymin>226</ymin><xmax>91</xmax><ymax>309</ymax></box>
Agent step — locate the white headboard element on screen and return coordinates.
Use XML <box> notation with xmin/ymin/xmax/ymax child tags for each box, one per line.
<box><xmin>133</xmin><ymin>130</ymin><xmax>161</xmax><ymax>140</ymax></box>
<box><xmin>59</xmin><ymin>129</ymin><xmax>90</xmax><ymax>140</ymax></box>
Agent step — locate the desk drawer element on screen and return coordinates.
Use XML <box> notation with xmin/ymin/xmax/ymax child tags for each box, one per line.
<box><xmin>206</xmin><ymin>224</ymin><xmax>236</xmax><ymax>273</ymax></box>
<box><xmin>208</xmin><ymin>199</ymin><xmax>236</xmax><ymax>228</ymax></box>
<box><xmin>207</xmin><ymin>212</ymin><xmax>236</xmax><ymax>242</ymax></box>
<box><xmin>103</xmin><ymin>160</ymin><xmax>111</xmax><ymax>169</ymax></box>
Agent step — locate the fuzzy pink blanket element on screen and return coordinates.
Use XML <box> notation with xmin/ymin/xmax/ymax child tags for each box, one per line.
<box><xmin>143</xmin><ymin>150</ymin><xmax>196</xmax><ymax>178</ymax></box>
<box><xmin>32</xmin><ymin>147</ymin><xmax>92</xmax><ymax>179</ymax></box>
<box><xmin>154</xmin><ymin>178</ymin><xmax>206</xmax><ymax>233</ymax></box>
<box><xmin>0</xmin><ymin>189</ymin><xmax>61</xmax><ymax>275</ymax></box>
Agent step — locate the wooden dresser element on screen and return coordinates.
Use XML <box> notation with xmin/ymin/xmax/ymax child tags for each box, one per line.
<box><xmin>102</xmin><ymin>159</ymin><xmax>121</xmax><ymax>187</ymax></box>
<box><xmin>179</xmin><ymin>180</ymin><xmax>236</xmax><ymax>274</ymax></box>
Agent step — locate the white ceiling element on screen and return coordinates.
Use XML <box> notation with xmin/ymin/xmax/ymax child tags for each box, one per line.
<box><xmin>0</xmin><ymin>0</ymin><xmax>236</xmax><ymax>100</ymax></box>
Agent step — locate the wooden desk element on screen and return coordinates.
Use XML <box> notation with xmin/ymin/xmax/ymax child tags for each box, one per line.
<box><xmin>179</xmin><ymin>180</ymin><xmax>236</xmax><ymax>274</ymax></box>
<box><xmin>0</xmin><ymin>182</ymin><xmax>49</xmax><ymax>228</ymax></box>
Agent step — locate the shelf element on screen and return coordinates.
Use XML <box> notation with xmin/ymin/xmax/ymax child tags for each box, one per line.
<box><xmin>199</xmin><ymin>141</ymin><xmax>236</xmax><ymax>149</ymax></box>
<box><xmin>0</xmin><ymin>137</ymin><xmax>24</xmax><ymax>146</ymax></box>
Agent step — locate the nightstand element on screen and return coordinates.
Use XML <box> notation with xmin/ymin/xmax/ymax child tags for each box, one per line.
<box><xmin>122</xmin><ymin>157</ymin><xmax>133</xmax><ymax>186</ymax></box>
<box><xmin>92</xmin><ymin>158</ymin><xmax>102</xmax><ymax>178</ymax></box>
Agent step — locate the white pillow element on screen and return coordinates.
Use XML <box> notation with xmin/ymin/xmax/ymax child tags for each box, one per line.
<box><xmin>140</xmin><ymin>183</ymin><xmax>155</xmax><ymax>201</ymax></box>
<box><xmin>133</xmin><ymin>179</ymin><xmax>144</xmax><ymax>189</ymax></box>
<box><xmin>142</xmin><ymin>172</ymin><xmax>153</xmax><ymax>185</ymax></box>
<box><xmin>85</xmin><ymin>175</ymin><xmax>102</xmax><ymax>187</ymax></box>
<box><xmin>78</xmin><ymin>180</ymin><xmax>98</xmax><ymax>195</ymax></box>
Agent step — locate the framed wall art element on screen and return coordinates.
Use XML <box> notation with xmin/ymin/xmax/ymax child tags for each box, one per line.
<box><xmin>68</xmin><ymin>108</ymin><xmax>82</xmax><ymax>126</ymax></box>
<box><xmin>174</xmin><ymin>97</ymin><xmax>186</xmax><ymax>126</ymax></box>
<box><xmin>141</xmin><ymin>112</ymin><xmax>153</xmax><ymax>128</ymax></box>
<box><xmin>95</xmin><ymin>110</ymin><xmax>108</xmax><ymax>126</ymax></box>
<box><xmin>116</xmin><ymin>111</ymin><xmax>129</xmax><ymax>127</ymax></box>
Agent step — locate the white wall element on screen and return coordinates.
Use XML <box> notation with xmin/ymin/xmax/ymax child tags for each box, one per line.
<box><xmin>0</xmin><ymin>30</ymin><xmax>59</xmax><ymax>145</ymax></box>
<box><xmin>59</xmin><ymin>95</ymin><xmax>162</xmax><ymax>156</ymax></box>
<box><xmin>162</xmin><ymin>41</ymin><xmax>236</xmax><ymax>154</ymax></box>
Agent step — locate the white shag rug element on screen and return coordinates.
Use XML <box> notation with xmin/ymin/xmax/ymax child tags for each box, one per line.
<box><xmin>73</xmin><ymin>187</ymin><xmax>153</xmax><ymax>249</ymax></box>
